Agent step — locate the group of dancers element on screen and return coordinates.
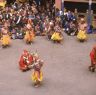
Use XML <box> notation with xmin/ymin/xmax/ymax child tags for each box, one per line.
<box><xmin>0</xmin><ymin>0</ymin><xmax>96</xmax><ymax>88</ymax></box>
<box><xmin>19</xmin><ymin>49</ymin><xmax>44</xmax><ymax>87</ymax></box>
<box><xmin>17</xmin><ymin>45</ymin><xmax>96</xmax><ymax>88</ymax></box>
<box><xmin>0</xmin><ymin>17</ymin><xmax>88</xmax><ymax>48</ymax></box>
<box><xmin>0</xmin><ymin>23</ymin><xmax>35</xmax><ymax>48</ymax></box>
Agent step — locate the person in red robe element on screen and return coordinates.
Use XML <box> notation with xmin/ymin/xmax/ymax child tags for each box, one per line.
<box><xmin>19</xmin><ymin>50</ymin><xmax>33</xmax><ymax>71</ymax></box>
<box><xmin>89</xmin><ymin>46</ymin><xmax>96</xmax><ymax>72</ymax></box>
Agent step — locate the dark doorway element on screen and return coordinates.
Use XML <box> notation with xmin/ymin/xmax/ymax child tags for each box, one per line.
<box><xmin>64</xmin><ymin>2</ymin><xmax>96</xmax><ymax>13</ymax></box>
<box><xmin>6</xmin><ymin>0</ymin><xmax>16</xmax><ymax>4</ymax></box>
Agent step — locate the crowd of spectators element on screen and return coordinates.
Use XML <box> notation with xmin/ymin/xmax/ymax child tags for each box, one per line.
<box><xmin>0</xmin><ymin>0</ymin><xmax>89</xmax><ymax>41</ymax></box>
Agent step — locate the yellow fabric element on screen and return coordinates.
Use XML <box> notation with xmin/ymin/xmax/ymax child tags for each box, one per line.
<box><xmin>31</xmin><ymin>70</ymin><xmax>43</xmax><ymax>82</ymax></box>
<box><xmin>24</xmin><ymin>31</ymin><xmax>35</xmax><ymax>42</ymax></box>
<box><xmin>0</xmin><ymin>1</ymin><xmax>6</xmax><ymax>8</ymax></box>
<box><xmin>51</xmin><ymin>32</ymin><xmax>63</xmax><ymax>41</ymax></box>
<box><xmin>77</xmin><ymin>30</ymin><xmax>87</xmax><ymax>40</ymax></box>
<box><xmin>1</xmin><ymin>35</ymin><xmax>11</xmax><ymax>45</ymax></box>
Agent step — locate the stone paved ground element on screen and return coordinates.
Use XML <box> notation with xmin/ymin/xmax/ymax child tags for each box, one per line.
<box><xmin>0</xmin><ymin>33</ymin><xmax>96</xmax><ymax>95</ymax></box>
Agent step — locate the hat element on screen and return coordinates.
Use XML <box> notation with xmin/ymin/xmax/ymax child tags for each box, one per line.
<box><xmin>23</xmin><ymin>49</ymin><xmax>29</xmax><ymax>57</ymax></box>
<box><xmin>33</xmin><ymin>52</ymin><xmax>39</xmax><ymax>58</ymax></box>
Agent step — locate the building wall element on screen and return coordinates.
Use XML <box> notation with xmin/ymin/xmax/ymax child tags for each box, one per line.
<box><xmin>55</xmin><ymin>0</ymin><xmax>61</xmax><ymax>10</ymax></box>
<box><xmin>64</xmin><ymin>0</ymin><xmax>96</xmax><ymax>3</ymax></box>
<box><xmin>0</xmin><ymin>0</ymin><xmax>5</xmax><ymax>2</ymax></box>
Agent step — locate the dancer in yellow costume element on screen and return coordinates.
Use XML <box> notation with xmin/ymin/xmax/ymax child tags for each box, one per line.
<box><xmin>51</xmin><ymin>31</ymin><xmax>63</xmax><ymax>43</ymax></box>
<box><xmin>77</xmin><ymin>18</ymin><xmax>87</xmax><ymax>42</ymax></box>
<box><xmin>77</xmin><ymin>30</ymin><xmax>87</xmax><ymax>41</ymax></box>
<box><xmin>1</xmin><ymin>27</ymin><xmax>11</xmax><ymax>48</ymax></box>
<box><xmin>24</xmin><ymin>24</ymin><xmax>35</xmax><ymax>44</ymax></box>
<box><xmin>32</xmin><ymin>69</ymin><xmax>43</xmax><ymax>87</ymax></box>
<box><xmin>31</xmin><ymin>53</ymin><xmax>44</xmax><ymax>87</ymax></box>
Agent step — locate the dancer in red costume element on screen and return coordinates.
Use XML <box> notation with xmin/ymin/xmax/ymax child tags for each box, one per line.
<box><xmin>89</xmin><ymin>45</ymin><xmax>96</xmax><ymax>72</ymax></box>
<box><xmin>19</xmin><ymin>50</ymin><xmax>33</xmax><ymax>71</ymax></box>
